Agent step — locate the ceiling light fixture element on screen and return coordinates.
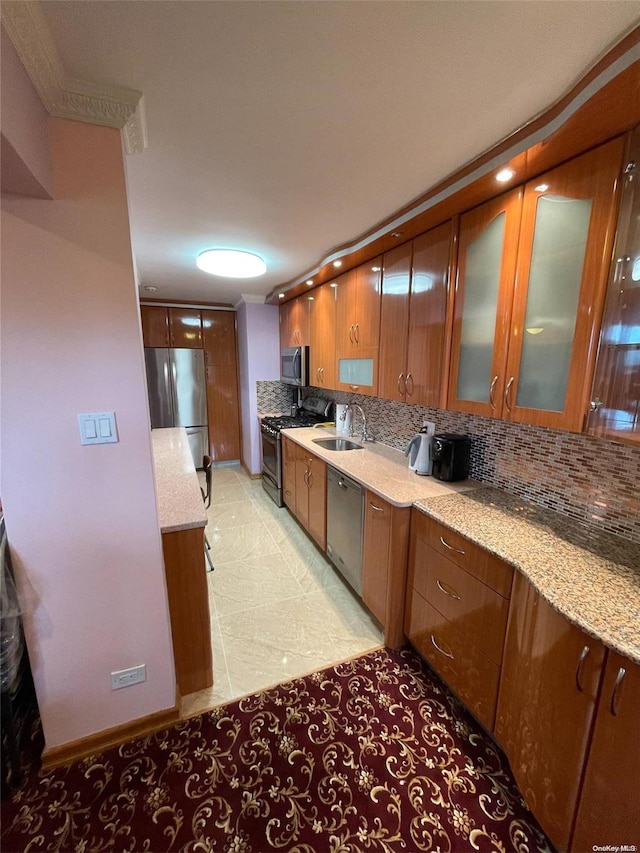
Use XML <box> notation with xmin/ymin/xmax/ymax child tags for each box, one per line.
<box><xmin>333</xmin><ymin>260</ymin><xmax>342</xmax><ymax>268</ymax></box>
<box><xmin>196</xmin><ymin>249</ymin><xmax>266</xmax><ymax>278</ymax></box>
<box><xmin>278</xmin><ymin>293</ymin><xmax>284</xmax><ymax>299</ymax></box>
<box><xmin>306</xmin><ymin>279</ymin><xmax>314</xmax><ymax>286</ymax></box>
<box><xmin>496</xmin><ymin>168</ymin><xmax>515</xmax><ymax>183</ymax></box>
<box><xmin>372</xmin><ymin>266</ymin><xmax>381</xmax><ymax>272</ymax></box>
<box><xmin>535</xmin><ymin>184</ymin><xmax>550</xmax><ymax>192</ymax></box>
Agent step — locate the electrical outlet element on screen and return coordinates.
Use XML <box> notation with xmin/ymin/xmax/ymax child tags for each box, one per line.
<box><xmin>111</xmin><ymin>664</ymin><xmax>146</xmax><ymax>690</ymax></box>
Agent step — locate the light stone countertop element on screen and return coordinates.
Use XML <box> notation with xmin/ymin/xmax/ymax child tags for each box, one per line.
<box><xmin>281</xmin><ymin>426</ymin><xmax>479</xmax><ymax>506</ymax></box>
<box><xmin>151</xmin><ymin>428</ymin><xmax>206</xmax><ymax>533</ymax></box>
<box><xmin>285</xmin><ymin>427</ymin><xmax>640</xmax><ymax>664</ymax></box>
<box><xmin>414</xmin><ymin>488</ymin><xmax>640</xmax><ymax>664</ymax></box>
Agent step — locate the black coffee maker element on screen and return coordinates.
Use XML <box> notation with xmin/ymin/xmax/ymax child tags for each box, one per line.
<box><xmin>431</xmin><ymin>434</ymin><xmax>471</xmax><ymax>482</ymax></box>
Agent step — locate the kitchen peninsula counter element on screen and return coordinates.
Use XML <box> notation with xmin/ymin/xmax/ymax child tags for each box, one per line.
<box><xmin>150</xmin><ymin>427</ymin><xmax>212</xmax><ymax>696</ymax></box>
<box><xmin>151</xmin><ymin>428</ymin><xmax>206</xmax><ymax>532</ymax></box>
<box><xmin>414</xmin><ymin>487</ymin><xmax>640</xmax><ymax>664</ymax></box>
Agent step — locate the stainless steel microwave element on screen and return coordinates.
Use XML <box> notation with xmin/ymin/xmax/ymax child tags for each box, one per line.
<box><xmin>281</xmin><ymin>346</ymin><xmax>309</xmax><ymax>387</ymax></box>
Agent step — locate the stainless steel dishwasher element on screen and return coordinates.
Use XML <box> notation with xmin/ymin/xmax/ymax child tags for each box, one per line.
<box><xmin>326</xmin><ymin>465</ymin><xmax>364</xmax><ymax>595</ymax></box>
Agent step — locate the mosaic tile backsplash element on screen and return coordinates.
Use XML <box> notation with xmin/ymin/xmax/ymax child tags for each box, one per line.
<box><xmin>257</xmin><ymin>380</ymin><xmax>640</xmax><ymax>545</ymax></box>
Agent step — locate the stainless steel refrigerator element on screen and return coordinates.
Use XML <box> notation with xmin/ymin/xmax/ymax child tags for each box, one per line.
<box><xmin>144</xmin><ymin>348</ymin><xmax>208</xmax><ymax>468</ymax></box>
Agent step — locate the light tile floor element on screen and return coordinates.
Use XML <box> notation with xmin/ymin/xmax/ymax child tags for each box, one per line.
<box><xmin>180</xmin><ymin>464</ymin><xmax>383</xmax><ymax>718</ymax></box>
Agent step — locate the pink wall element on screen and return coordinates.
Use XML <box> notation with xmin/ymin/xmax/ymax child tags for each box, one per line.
<box><xmin>236</xmin><ymin>300</ymin><xmax>280</xmax><ymax>473</ymax></box>
<box><xmin>1</xmin><ymin>118</ymin><xmax>176</xmax><ymax>748</ymax></box>
<box><xmin>0</xmin><ymin>25</ymin><xmax>53</xmax><ymax>198</ymax></box>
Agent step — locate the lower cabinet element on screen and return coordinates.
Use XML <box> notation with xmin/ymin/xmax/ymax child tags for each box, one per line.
<box><xmin>404</xmin><ymin>508</ymin><xmax>513</xmax><ymax>731</ymax></box>
<box><xmin>283</xmin><ymin>436</ymin><xmax>327</xmax><ymax>551</ymax></box>
<box><xmin>362</xmin><ymin>491</ymin><xmax>410</xmax><ymax>648</ymax></box>
<box><xmin>496</xmin><ymin>572</ymin><xmax>638</xmax><ymax>852</ymax></box>
<box><xmin>571</xmin><ymin>652</ymin><xmax>640</xmax><ymax>851</ymax></box>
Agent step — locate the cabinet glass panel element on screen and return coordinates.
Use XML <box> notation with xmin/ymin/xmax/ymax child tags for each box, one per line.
<box><xmin>588</xmin><ymin>139</ymin><xmax>640</xmax><ymax>442</ymax></box>
<box><xmin>339</xmin><ymin>358</ymin><xmax>374</xmax><ymax>386</ymax></box>
<box><xmin>457</xmin><ymin>213</ymin><xmax>505</xmax><ymax>401</ymax></box>
<box><xmin>516</xmin><ymin>195</ymin><xmax>592</xmax><ymax>411</ymax></box>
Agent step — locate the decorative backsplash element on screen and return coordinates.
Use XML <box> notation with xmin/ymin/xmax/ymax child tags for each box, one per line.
<box><xmin>256</xmin><ymin>380</ymin><xmax>296</xmax><ymax>415</ymax></box>
<box><xmin>257</xmin><ymin>380</ymin><xmax>640</xmax><ymax>546</ymax></box>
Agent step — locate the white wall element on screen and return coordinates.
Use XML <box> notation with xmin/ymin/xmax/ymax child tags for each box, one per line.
<box><xmin>1</xmin><ymin>117</ymin><xmax>176</xmax><ymax>749</ymax></box>
<box><xmin>236</xmin><ymin>299</ymin><xmax>280</xmax><ymax>474</ymax></box>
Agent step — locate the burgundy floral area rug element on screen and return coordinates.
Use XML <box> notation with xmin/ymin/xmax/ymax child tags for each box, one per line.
<box><xmin>2</xmin><ymin>647</ymin><xmax>553</xmax><ymax>853</ymax></box>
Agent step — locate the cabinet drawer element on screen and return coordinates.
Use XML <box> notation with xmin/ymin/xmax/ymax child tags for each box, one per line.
<box><xmin>411</xmin><ymin>538</ymin><xmax>509</xmax><ymax>665</ymax></box>
<box><xmin>406</xmin><ymin>591</ymin><xmax>500</xmax><ymax>731</ymax></box>
<box><xmin>414</xmin><ymin>511</ymin><xmax>513</xmax><ymax>597</ymax></box>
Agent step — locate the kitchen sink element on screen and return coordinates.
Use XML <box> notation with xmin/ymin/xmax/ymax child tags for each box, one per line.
<box><xmin>312</xmin><ymin>437</ymin><xmax>364</xmax><ymax>451</ymax></box>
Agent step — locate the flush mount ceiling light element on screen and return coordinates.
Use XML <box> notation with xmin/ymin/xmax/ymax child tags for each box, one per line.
<box><xmin>535</xmin><ymin>184</ymin><xmax>550</xmax><ymax>192</ymax></box>
<box><xmin>496</xmin><ymin>168</ymin><xmax>515</xmax><ymax>183</ymax></box>
<box><xmin>306</xmin><ymin>279</ymin><xmax>314</xmax><ymax>286</ymax></box>
<box><xmin>196</xmin><ymin>249</ymin><xmax>266</xmax><ymax>278</ymax></box>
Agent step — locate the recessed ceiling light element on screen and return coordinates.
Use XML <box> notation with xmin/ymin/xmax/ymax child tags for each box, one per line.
<box><xmin>372</xmin><ymin>266</ymin><xmax>381</xmax><ymax>272</ymax></box>
<box><xmin>496</xmin><ymin>168</ymin><xmax>515</xmax><ymax>183</ymax></box>
<box><xmin>535</xmin><ymin>183</ymin><xmax>549</xmax><ymax>192</ymax></box>
<box><xmin>333</xmin><ymin>260</ymin><xmax>342</xmax><ymax>268</ymax></box>
<box><xmin>196</xmin><ymin>249</ymin><xmax>266</xmax><ymax>278</ymax></box>
<box><xmin>278</xmin><ymin>293</ymin><xmax>284</xmax><ymax>299</ymax></box>
<box><xmin>391</xmin><ymin>231</ymin><xmax>404</xmax><ymax>238</ymax></box>
<box><xmin>306</xmin><ymin>279</ymin><xmax>314</xmax><ymax>286</ymax></box>
<box><xmin>330</xmin><ymin>282</ymin><xmax>338</xmax><ymax>288</ymax></box>
<box><xmin>144</xmin><ymin>286</ymin><xmax>158</xmax><ymax>293</ymax></box>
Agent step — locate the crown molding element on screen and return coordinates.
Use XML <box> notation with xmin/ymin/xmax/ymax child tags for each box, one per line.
<box><xmin>1</xmin><ymin>0</ymin><xmax>147</xmax><ymax>153</ymax></box>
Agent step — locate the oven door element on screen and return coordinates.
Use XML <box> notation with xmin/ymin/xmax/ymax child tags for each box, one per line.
<box><xmin>261</xmin><ymin>429</ymin><xmax>281</xmax><ymax>488</ymax></box>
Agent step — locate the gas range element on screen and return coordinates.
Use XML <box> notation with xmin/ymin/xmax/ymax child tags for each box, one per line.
<box><xmin>261</xmin><ymin>396</ymin><xmax>332</xmax><ymax>506</ymax></box>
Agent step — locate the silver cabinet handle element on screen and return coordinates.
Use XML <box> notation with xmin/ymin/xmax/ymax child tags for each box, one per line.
<box><xmin>354</xmin><ymin>322</ymin><xmax>360</xmax><ymax>343</ymax></box>
<box><xmin>439</xmin><ymin>535</ymin><xmax>466</xmax><ymax>556</ymax></box>
<box><xmin>397</xmin><ymin>372</ymin><xmax>405</xmax><ymax>394</ymax></box>
<box><xmin>348</xmin><ymin>324</ymin><xmax>354</xmax><ymax>344</ymax></box>
<box><xmin>431</xmin><ymin>635</ymin><xmax>454</xmax><ymax>659</ymax></box>
<box><xmin>576</xmin><ymin>645</ymin><xmax>590</xmax><ymax>692</ymax></box>
<box><xmin>303</xmin><ymin>469</ymin><xmax>309</xmax><ymax>486</ymax></box>
<box><xmin>436</xmin><ymin>579</ymin><xmax>461</xmax><ymax>600</ymax></box>
<box><xmin>405</xmin><ymin>372</ymin><xmax>413</xmax><ymax>395</ymax></box>
<box><xmin>610</xmin><ymin>666</ymin><xmax>627</xmax><ymax>716</ymax></box>
<box><xmin>307</xmin><ymin>470</ymin><xmax>314</xmax><ymax>487</ymax></box>
<box><xmin>489</xmin><ymin>375</ymin><xmax>498</xmax><ymax>410</ymax></box>
<box><xmin>505</xmin><ymin>376</ymin><xmax>515</xmax><ymax>413</ymax></box>
<box><xmin>369</xmin><ymin>503</ymin><xmax>384</xmax><ymax>513</ymax></box>
<box><xmin>349</xmin><ymin>384</ymin><xmax>360</xmax><ymax>391</ymax></box>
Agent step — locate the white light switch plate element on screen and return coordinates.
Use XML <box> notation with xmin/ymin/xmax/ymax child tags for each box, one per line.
<box><xmin>111</xmin><ymin>664</ymin><xmax>146</xmax><ymax>690</ymax></box>
<box><xmin>78</xmin><ymin>412</ymin><xmax>118</xmax><ymax>445</ymax></box>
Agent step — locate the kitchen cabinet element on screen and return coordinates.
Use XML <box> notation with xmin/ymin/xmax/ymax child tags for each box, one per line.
<box><xmin>335</xmin><ymin>260</ymin><xmax>382</xmax><ymax>396</ymax></box>
<box><xmin>405</xmin><ymin>509</ymin><xmax>513</xmax><ymax>731</ymax></box>
<box><xmin>287</xmin><ymin>442</ymin><xmax>327</xmax><ymax>550</ymax></box>
<box><xmin>202</xmin><ymin>310</ymin><xmax>241</xmax><ymax>462</ymax></box>
<box><xmin>586</xmin><ymin>127</ymin><xmax>640</xmax><ymax>445</ymax></box>
<box><xmin>280</xmin><ymin>294</ymin><xmax>310</xmax><ymax>348</ymax></box>
<box><xmin>362</xmin><ymin>491</ymin><xmax>410</xmax><ymax>648</ymax></box>
<box><xmin>282</xmin><ymin>434</ymin><xmax>296</xmax><ymax>510</ymax></box>
<box><xmin>571</xmin><ymin>653</ymin><xmax>640</xmax><ymax>851</ymax></box>
<box><xmin>168</xmin><ymin>307</ymin><xmax>203</xmax><ymax>348</ymax></box>
<box><xmin>378</xmin><ymin>223</ymin><xmax>452</xmax><ymax>406</ymax></box>
<box><xmin>495</xmin><ymin>572</ymin><xmax>606</xmax><ymax>852</ymax></box>
<box><xmin>309</xmin><ymin>282</ymin><xmax>336</xmax><ymax>389</ymax></box>
<box><xmin>141</xmin><ymin>305</ymin><xmax>170</xmax><ymax>347</ymax></box>
<box><xmin>448</xmin><ymin>138</ymin><xmax>625</xmax><ymax>431</ymax></box>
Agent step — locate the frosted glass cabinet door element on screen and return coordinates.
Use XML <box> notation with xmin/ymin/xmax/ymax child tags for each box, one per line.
<box><xmin>506</xmin><ymin>138</ymin><xmax>625</xmax><ymax>431</ymax></box>
<box><xmin>448</xmin><ymin>190</ymin><xmax>523</xmax><ymax>418</ymax></box>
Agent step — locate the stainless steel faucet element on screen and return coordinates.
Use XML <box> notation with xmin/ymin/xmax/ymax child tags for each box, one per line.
<box><xmin>348</xmin><ymin>402</ymin><xmax>373</xmax><ymax>442</ymax></box>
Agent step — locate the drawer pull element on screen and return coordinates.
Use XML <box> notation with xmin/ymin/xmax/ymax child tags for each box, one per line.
<box><xmin>436</xmin><ymin>579</ymin><xmax>461</xmax><ymax>600</ymax></box>
<box><xmin>370</xmin><ymin>503</ymin><xmax>385</xmax><ymax>513</ymax></box>
<box><xmin>430</xmin><ymin>635</ymin><xmax>454</xmax><ymax>660</ymax></box>
<box><xmin>575</xmin><ymin>645</ymin><xmax>590</xmax><ymax>693</ymax></box>
<box><xmin>439</xmin><ymin>535</ymin><xmax>466</xmax><ymax>556</ymax></box>
<box><xmin>610</xmin><ymin>667</ymin><xmax>626</xmax><ymax>716</ymax></box>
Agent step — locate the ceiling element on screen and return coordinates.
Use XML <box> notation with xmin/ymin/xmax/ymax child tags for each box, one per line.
<box><xmin>38</xmin><ymin>1</ymin><xmax>639</xmax><ymax>307</ymax></box>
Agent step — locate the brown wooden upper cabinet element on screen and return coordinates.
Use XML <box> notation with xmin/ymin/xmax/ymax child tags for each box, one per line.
<box><xmin>141</xmin><ymin>305</ymin><xmax>170</xmax><ymax>347</ymax></box>
<box><xmin>280</xmin><ymin>294</ymin><xmax>310</xmax><ymax>348</ymax></box>
<box><xmin>448</xmin><ymin>137</ymin><xmax>625</xmax><ymax>432</ymax></box>
<box><xmin>168</xmin><ymin>307</ymin><xmax>202</xmax><ymax>348</ymax></box>
<box><xmin>309</xmin><ymin>283</ymin><xmax>336</xmax><ymax>389</ymax></box>
<box><xmin>379</xmin><ymin>223</ymin><xmax>452</xmax><ymax>406</ymax></box>
<box><xmin>202</xmin><ymin>310</ymin><xmax>241</xmax><ymax>462</ymax></box>
<box><xmin>334</xmin><ymin>260</ymin><xmax>382</xmax><ymax>396</ymax></box>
